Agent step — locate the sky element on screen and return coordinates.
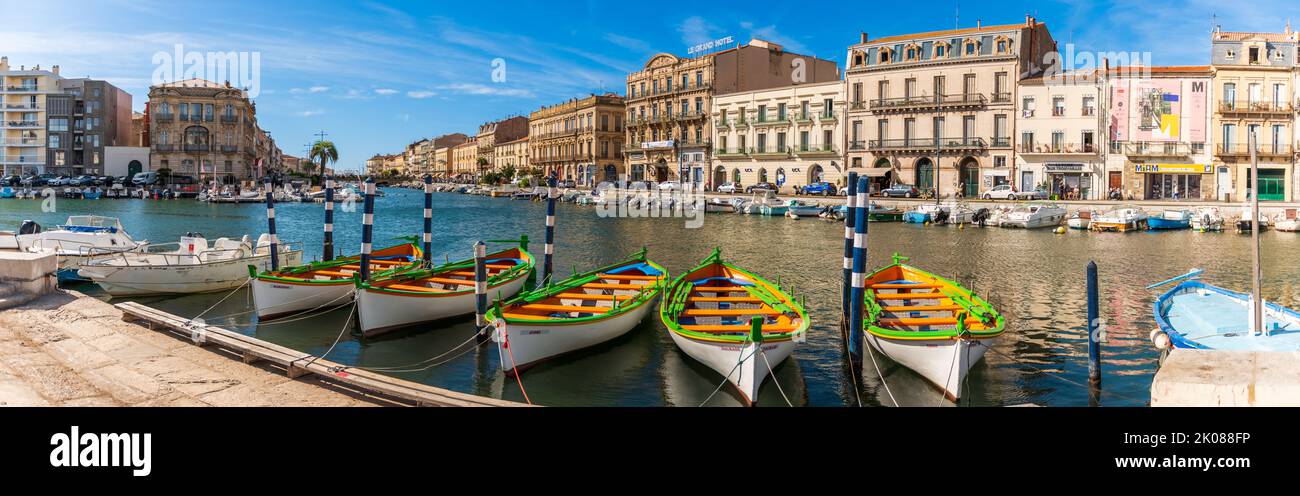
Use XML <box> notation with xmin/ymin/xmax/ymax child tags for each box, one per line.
<box><xmin>3</xmin><ymin>0</ymin><xmax>1299</xmax><ymax>172</ymax></box>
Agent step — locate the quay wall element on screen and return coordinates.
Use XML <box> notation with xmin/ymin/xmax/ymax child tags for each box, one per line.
<box><xmin>1151</xmin><ymin>349</ymin><xmax>1300</xmax><ymax>406</ymax></box>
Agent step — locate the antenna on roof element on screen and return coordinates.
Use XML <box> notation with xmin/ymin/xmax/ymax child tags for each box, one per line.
<box><xmin>955</xmin><ymin>3</ymin><xmax>959</xmax><ymax>30</ymax></box>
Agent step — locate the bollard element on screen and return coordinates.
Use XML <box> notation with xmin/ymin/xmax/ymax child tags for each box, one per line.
<box><xmin>322</xmin><ymin>175</ymin><xmax>335</xmax><ymax>261</ymax></box>
<box><xmin>474</xmin><ymin>241</ymin><xmax>489</xmax><ymax>343</ymax></box>
<box><xmin>543</xmin><ymin>175</ymin><xmax>557</xmax><ymax>285</ymax></box>
<box><xmin>422</xmin><ymin>174</ymin><xmax>434</xmax><ymax>266</ymax></box>
<box><xmin>263</xmin><ymin>177</ymin><xmax>279</xmax><ymax>270</ymax></box>
<box><xmin>359</xmin><ymin>177</ymin><xmax>375</xmax><ymax>281</ymax></box>
<box><xmin>1087</xmin><ymin>261</ymin><xmax>1102</xmax><ymax>399</ymax></box>
<box><xmin>841</xmin><ymin>172</ymin><xmax>858</xmax><ymax>332</ymax></box>
<box><xmin>848</xmin><ymin>176</ymin><xmax>870</xmax><ymax>366</ymax></box>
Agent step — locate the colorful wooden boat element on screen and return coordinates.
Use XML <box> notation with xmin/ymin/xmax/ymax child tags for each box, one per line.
<box><xmin>1153</xmin><ymin>276</ymin><xmax>1300</xmax><ymax>351</ymax></box>
<box><xmin>862</xmin><ymin>253</ymin><xmax>1005</xmax><ymax>401</ymax></box>
<box><xmin>248</xmin><ymin>243</ymin><xmax>423</xmax><ymax>320</ymax></box>
<box><xmin>487</xmin><ymin>249</ymin><xmax>667</xmax><ymax>374</ymax></box>
<box><xmin>354</xmin><ymin>246</ymin><xmax>534</xmax><ymax>337</ymax></box>
<box><xmin>659</xmin><ymin>248</ymin><xmax>809</xmax><ymax>405</ymax></box>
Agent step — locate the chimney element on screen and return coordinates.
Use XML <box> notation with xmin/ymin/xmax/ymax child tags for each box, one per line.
<box><xmin>977</xmin><ymin>19</ymin><xmax>982</xmax><ymax>29</ymax></box>
<box><xmin>0</xmin><ymin>56</ymin><xmax>7</xmax><ymax>71</ymax></box>
<box><xmin>52</xmin><ymin>65</ymin><xmax>59</xmax><ymax>76</ymax></box>
<box><xmin>860</xmin><ymin>32</ymin><xmax>868</xmax><ymax>43</ymax></box>
<box><xmin>1026</xmin><ymin>14</ymin><xmax>1033</xmax><ymax>27</ymax></box>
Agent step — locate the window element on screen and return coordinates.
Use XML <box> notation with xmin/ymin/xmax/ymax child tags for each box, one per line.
<box><xmin>963</xmin><ymin>74</ymin><xmax>975</xmax><ymax>95</ymax></box>
<box><xmin>994</xmin><ymin>115</ymin><xmax>1007</xmax><ymax>143</ymax></box>
<box><xmin>933</xmin><ymin>75</ymin><xmax>945</xmax><ymax>96</ymax></box>
<box><xmin>906</xmin><ymin>47</ymin><xmax>917</xmax><ymax>60</ymax></box>
<box><xmin>877</xmin><ymin>119</ymin><xmax>888</xmax><ymax>141</ymax></box>
<box><xmin>823</xmin><ymin>98</ymin><xmax>834</xmax><ymax>117</ymax></box>
<box><xmin>1249</xmin><ymin>47</ymin><xmax>1260</xmax><ymax>64</ymax></box>
<box><xmin>852</xmin><ymin>83</ymin><xmax>863</xmax><ymax>104</ymax></box>
<box><xmin>777</xmin><ymin>103</ymin><xmax>786</xmax><ymax>120</ymax></box>
<box><xmin>994</xmin><ymin>156</ymin><xmax>1007</xmax><ymax>168</ymax></box>
<box><xmin>1051</xmin><ymin>131</ymin><xmax>1065</xmax><ymax>151</ymax></box>
<box><xmin>877</xmin><ymin>80</ymin><xmax>889</xmax><ymax>100</ymax></box>
<box><xmin>1223</xmin><ymin>83</ymin><xmax>1236</xmax><ymax>108</ymax></box>
<box><xmin>997</xmin><ymin>40</ymin><xmax>1007</xmax><ymax>53</ymax></box>
<box><xmin>757</xmin><ymin>133</ymin><xmax>767</xmax><ymax>153</ymax></box>
<box><xmin>695</xmin><ymin>71</ymin><xmax>702</xmax><ymax>87</ymax></box>
<box><xmin>965</xmin><ymin>41</ymin><xmax>976</xmax><ymax>55</ymax></box>
<box><xmin>776</xmin><ymin>132</ymin><xmax>786</xmax><ymax>152</ymax></box>
<box><xmin>179</xmin><ymin>103</ymin><xmax>189</xmax><ymax>120</ymax></box>
<box><xmin>936</xmin><ymin>44</ymin><xmax>946</xmax><ymax>58</ymax></box>
<box><xmin>905</xmin><ymin>78</ymin><xmax>916</xmax><ymax>98</ymax></box>
<box><xmin>48</xmin><ymin>134</ymin><xmax>61</xmax><ymax>148</ymax></box>
<box><xmin>800</xmin><ymin>100</ymin><xmax>809</xmax><ymax>119</ymax></box>
<box><xmin>758</xmin><ymin>105</ymin><xmax>767</xmax><ymax>122</ymax></box>
<box><xmin>823</xmin><ymin>130</ymin><xmax>833</xmax><ymax>149</ymax></box>
<box><xmin>1052</xmin><ymin>96</ymin><xmax>1066</xmax><ymax>116</ymax></box>
<box><xmin>904</xmin><ymin>117</ymin><xmax>916</xmax><ymax>142</ymax></box>
<box><xmin>665</xmin><ymin>77</ymin><xmax>671</xmax><ymax>92</ymax></box>
<box><xmin>695</xmin><ymin>97</ymin><xmax>703</xmax><ymax>113</ymax></box>
<box><xmin>994</xmin><ymin>72</ymin><xmax>1008</xmax><ymax>98</ymax></box>
<box><xmin>1082</xmin><ymin>96</ymin><xmax>1096</xmax><ymax>116</ymax></box>
<box><xmin>49</xmin><ymin>118</ymin><xmax>68</xmax><ymax>132</ymax></box>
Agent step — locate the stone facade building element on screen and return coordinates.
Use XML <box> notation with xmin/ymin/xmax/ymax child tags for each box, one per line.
<box><xmin>844</xmin><ymin>18</ymin><xmax>1058</xmax><ymax>197</ymax></box>
<box><xmin>493</xmin><ymin>136</ymin><xmax>529</xmax><ymax>173</ymax></box>
<box><xmin>1014</xmin><ymin>70</ymin><xmax>1107</xmax><ymax>200</ymax></box>
<box><xmin>529</xmin><ymin>94</ymin><xmax>625</xmax><ymax>186</ymax></box>
<box><xmin>712</xmin><ymin>79</ymin><xmax>846</xmax><ymax>193</ymax></box>
<box><xmin>451</xmin><ymin>138</ymin><xmax>478</xmax><ymax>180</ymax></box>
<box><xmin>147</xmin><ymin>78</ymin><xmax>281</xmax><ymax>183</ymax></box>
<box><xmin>1107</xmin><ymin>66</ymin><xmax>1216</xmax><ymax>201</ymax></box>
<box><xmin>475</xmin><ymin>116</ymin><xmax>529</xmax><ymax>175</ymax></box>
<box><xmin>1210</xmin><ymin>27</ymin><xmax>1298</xmax><ymax>202</ymax></box>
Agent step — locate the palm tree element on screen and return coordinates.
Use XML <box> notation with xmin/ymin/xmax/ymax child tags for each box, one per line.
<box><xmin>309</xmin><ymin>140</ymin><xmax>339</xmax><ymax>180</ymax></box>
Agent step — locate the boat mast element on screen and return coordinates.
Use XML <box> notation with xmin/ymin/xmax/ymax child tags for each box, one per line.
<box><xmin>1249</xmin><ymin>130</ymin><xmax>1263</xmax><ymax>336</ymax></box>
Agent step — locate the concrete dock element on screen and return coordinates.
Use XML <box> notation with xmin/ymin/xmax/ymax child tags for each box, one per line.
<box><xmin>1150</xmin><ymin>349</ymin><xmax>1300</xmax><ymax>406</ymax></box>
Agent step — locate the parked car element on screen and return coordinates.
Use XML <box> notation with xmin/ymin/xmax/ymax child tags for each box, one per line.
<box><xmin>745</xmin><ymin>182</ymin><xmax>777</xmax><ymax>193</ymax></box>
<box><xmin>880</xmin><ymin>185</ymin><xmax>920</xmax><ymax>198</ymax></box>
<box><xmin>658</xmin><ymin>181</ymin><xmax>681</xmax><ymax>191</ymax></box>
<box><xmin>716</xmin><ymin>182</ymin><xmax>740</xmax><ymax>194</ymax></box>
<box><xmin>132</xmin><ymin>171</ymin><xmax>160</xmax><ymax>186</ymax></box>
<box><xmin>1019</xmin><ymin>188</ymin><xmax>1050</xmax><ymax>200</ymax></box>
<box><xmin>982</xmin><ymin>184</ymin><xmax>1032</xmax><ymax>200</ymax></box>
<box><xmin>1</xmin><ymin>175</ymin><xmax>20</xmax><ymax>186</ymax></box>
<box><xmin>801</xmin><ymin>181</ymin><xmax>837</xmax><ymax>196</ymax></box>
<box><xmin>70</xmin><ymin>175</ymin><xmax>96</xmax><ymax>186</ymax></box>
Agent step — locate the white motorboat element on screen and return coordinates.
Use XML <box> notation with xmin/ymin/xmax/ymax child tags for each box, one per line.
<box><xmin>1066</xmin><ymin>210</ymin><xmax>1092</xmax><ymax>230</ymax></box>
<box><xmin>77</xmin><ymin>233</ymin><xmax>302</xmax><ymax>296</ymax></box>
<box><xmin>999</xmin><ymin>202</ymin><xmax>1067</xmax><ymax>229</ymax></box>
<box><xmin>784</xmin><ymin>199</ymin><xmax>823</xmax><ymax>218</ymax></box>
<box><xmin>1190</xmin><ymin>206</ymin><xmax>1225</xmax><ymax>232</ymax></box>
<box><xmin>1234</xmin><ymin>204</ymin><xmax>1270</xmax><ymax>233</ymax></box>
<box><xmin>1090</xmin><ymin>205</ymin><xmax>1148</xmax><ymax>232</ymax></box>
<box><xmin>0</xmin><ymin>216</ymin><xmax>148</xmax><ymax>283</ymax></box>
<box><xmin>704</xmin><ymin>197</ymin><xmax>736</xmax><ymax>213</ymax></box>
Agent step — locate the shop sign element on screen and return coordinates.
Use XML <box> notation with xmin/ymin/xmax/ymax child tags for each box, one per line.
<box><xmin>1045</xmin><ymin>163</ymin><xmax>1084</xmax><ymax>172</ymax></box>
<box><xmin>1132</xmin><ymin>163</ymin><xmax>1211</xmax><ymax>174</ymax></box>
<box><xmin>982</xmin><ymin>169</ymin><xmax>1009</xmax><ymax>177</ymax></box>
<box><xmin>641</xmin><ymin>140</ymin><xmax>675</xmax><ymax>149</ymax></box>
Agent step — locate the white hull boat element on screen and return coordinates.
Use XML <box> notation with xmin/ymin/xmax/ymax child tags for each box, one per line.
<box><xmin>1090</xmin><ymin>206</ymin><xmax>1148</xmax><ymax>232</ymax></box>
<box><xmin>865</xmin><ymin>333</ymin><xmax>993</xmax><ymax>401</ymax></box>
<box><xmin>999</xmin><ymin>202</ymin><xmax>1067</xmax><ymax>229</ymax></box>
<box><xmin>77</xmin><ymin>234</ymin><xmax>302</xmax><ymax>296</ymax></box>
<box><xmin>0</xmin><ymin>216</ymin><xmax>147</xmax><ymax>282</ymax></box>
<box><xmin>1190</xmin><ymin>207</ymin><xmax>1224</xmax><ymax>232</ymax></box>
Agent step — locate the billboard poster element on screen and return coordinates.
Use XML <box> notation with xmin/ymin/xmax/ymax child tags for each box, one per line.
<box><xmin>1110</xmin><ymin>81</ymin><xmax>1129</xmax><ymax>142</ymax></box>
<box><xmin>1134</xmin><ymin>80</ymin><xmax>1181</xmax><ymax>141</ymax></box>
<box><xmin>1186</xmin><ymin>79</ymin><xmax>1207</xmax><ymax>142</ymax></box>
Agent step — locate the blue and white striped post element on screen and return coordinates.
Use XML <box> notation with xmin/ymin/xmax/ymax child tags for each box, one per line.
<box><xmin>848</xmin><ymin>176</ymin><xmax>871</xmax><ymax>365</ymax></box>
<box><xmin>359</xmin><ymin>177</ymin><xmax>376</xmax><ymax>281</ymax></box>
<box><xmin>422</xmin><ymin>174</ymin><xmax>434</xmax><ymax>266</ymax></box>
<box><xmin>543</xmin><ymin>175</ymin><xmax>557</xmax><ymax>285</ymax></box>
<box><xmin>473</xmin><ymin>241</ymin><xmax>490</xmax><ymax>343</ymax></box>
<box><xmin>322</xmin><ymin>175</ymin><xmax>335</xmax><ymax>261</ymax></box>
<box><xmin>263</xmin><ymin>176</ymin><xmax>279</xmax><ymax>270</ymax></box>
<box><xmin>841</xmin><ymin>172</ymin><xmax>858</xmax><ymax>331</ymax></box>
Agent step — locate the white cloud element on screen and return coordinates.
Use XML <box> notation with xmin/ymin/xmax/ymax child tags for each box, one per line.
<box><xmin>406</xmin><ymin>90</ymin><xmax>436</xmax><ymax>98</ymax></box>
<box><xmin>677</xmin><ymin>16</ymin><xmax>721</xmax><ymax>47</ymax></box>
<box><xmin>374</xmin><ymin>88</ymin><xmax>398</xmax><ymax>95</ymax></box>
<box><xmin>296</xmin><ymin>109</ymin><xmax>324</xmax><ymax>117</ymax></box>
<box><xmin>289</xmin><ymin>86</ymin><xmax>330</xmax><ymax>94</ymax></box>
<box><xmin>435</xmin><ymin>83</ymin><xmax>533</xmax><ymax>98</ymax></box>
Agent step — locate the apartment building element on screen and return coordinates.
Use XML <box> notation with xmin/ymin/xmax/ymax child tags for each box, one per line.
<box><xmin>431</xmin><ymin>133</ymin><xmax>469</xmax><ymax>179</ymax></box>
<box><xmin>845</xmin><ymin>17</ymin><xmax>1058</xmax><ymax>196</ymax></box>
<box><xmin>43</xmin><ymin>77</ymin><xmax>133</xmax><ymax>176</ymax></box>
<box><xmin>529</xmin><ymin>93</ymin><xmax>625</xmax><ymax>186</ymax></box>
<box><xmin>451</xmin><ymin>138</ymin><xmax>478</xmax><ymax>180</ymax></box>
<box><xmin>712</xmin><ymin>79</ymin><xmax>846</xmax><ymax>192</ymax></box>
<box><xmin>1210</xmin><ymin>26</ymin><xmax>1298</xmax><ymax>202</ymax></box>
<box><xmin>1107</xmin><ymin>66</ymin><xmax>1215</xmax><ymax>201</ymax></box>
<box><xmin>625</xmin><ymin>39</ymin><xmax>839</xmax><ymax>184</ymax></box>
<box><xmin>475</xmin><ymin>116</ymin><xmax>529</xmax><ymax>174</ymax></box>
<box><xmin>493</xmin><ymin>136</ymin><xmax>529</xmax><ymax>173</ymax></box>
<box><xmin>148</xmin><ymin>78</ymin><xmax>280</xmax><ymax>183</ymax></box>
<box><xmin>1014</xmin><ymin>70</ymin><xmax>1107</xmax><ymax>199</ymax></box>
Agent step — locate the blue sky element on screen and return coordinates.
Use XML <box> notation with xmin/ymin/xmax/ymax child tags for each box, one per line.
<box><xmin>3</xmin><ymin>0</ymin><xmax>1298</xmax><ymax>171</ymax></box>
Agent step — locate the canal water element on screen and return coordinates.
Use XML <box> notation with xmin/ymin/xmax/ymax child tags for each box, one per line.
<box><xmin>6</xmin><ymin>189</ymin><xmax>1299</xmax><ymax>406</ymax></box>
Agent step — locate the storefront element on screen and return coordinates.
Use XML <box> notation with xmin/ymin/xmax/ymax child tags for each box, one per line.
<box><xmin>1044</xmin><ymin>163</ymin><xmax>1091</xmax><ymax>200</ymax></box>
<box><xmin>982</xmin><ymin>169</ymin><xmax>1009</xmax><ymax>193</ymax></box>
<box><xmin>1133</xmin><ymin>163</ymin><xmax>1213</xmax><ymax>200</ymax></box>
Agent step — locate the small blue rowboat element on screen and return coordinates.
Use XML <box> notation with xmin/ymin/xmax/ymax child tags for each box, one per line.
<box><xmin>1153</xmin><ymin>277</ymin><xmax>1300</xmax><ymax>351</ymax></box>
<box><xmin>902</xmin><ymin>211</ymin><xmax>930</xmax><ymax>223</ymax></box>
<box><xmin>1147</xmin><ymin>209</ymin><xmax>1191</xmax><ymax>230</ymax></box>
<box><xmin>0</xmin><ymin>187</ymin><xmax>15</xmax><ymax>199</ymax></box>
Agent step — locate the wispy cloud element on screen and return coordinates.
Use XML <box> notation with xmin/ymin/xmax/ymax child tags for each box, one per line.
<box><xmin>374</xmin><ymin>88</ymin><xmax>398</xmax><ymax>95</ymax></box>
<box><xmin>290</xmin><ymin>85</ymin><xmax>330</xmax><ymax>94</ymax></box>
<box><xmin>436</xmin><ymin>83</ymin><xmax>533</xmax><ymax>98</ymax></box>
<box><xmin>740</xmin><ymin>21</ymin><xmax>809</xmax><ymax>54</ymax></box>
<box><xmin>677</xmin><ymin>16</ymin><xmax>722</xmax><ymax>47</ymax></box>
<box><xmin>296</xmin><ymin>109</ymin><xmax>324</xmax><ymax>117</ymax></box>
<box><xmin>406</xmin><ymin>90</ymin><xmax>436</xmax><ymax>98</ymax></box>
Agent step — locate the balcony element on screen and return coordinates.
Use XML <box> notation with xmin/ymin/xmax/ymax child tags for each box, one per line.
<box><xmin>752</xmin><ymin>116</ymin><xmax>789</xmax><ymax>127</ymax></box>
<box><xmin>991</xmin><ymin>92</ymin><xmax>1013</xmax><ymax>104</ymax></box>
<box><xmin>0</xmin><ymin>155</ymin><xmax>42</xmax><ymax>165</ymax></box>
<box><xmin>221</xmin><ymin>114</ymin><xmax>238</xmax><ymax>123</ymax></box>
<box><xmin>1216</xmin><ymin>144</ymin><xmax>1294</xmax><ymax>159</ymax></box>
<box><xmin>868</xmin><ymin>93</ymin><xmax>987</xmax><ymax>113</ymax></box>
<box><xmin>676</xmin><ymin>111</ymin><xmax>707</xmax><ymax>121</ymax></box>
<box><xmin>848</xmin><ymin>140</ymin><xmax>867</xmax><ymax>151</ymax></box>
<box><xmin>220</xmin><ymin>145</ymin><xmax>239</xmax><ymax>153</ymax></box>
<box><xmin>819</xmin><ymin>112</ymin><xmax>837</xmax><ymax>123</ymax></box>
<box><xmin>793</xmin><ymin>144</ymin><xmax>838</xmax><ymax>156</ymax></box>
<box><xmin>183</xmin><ymin>144</ymin><xmax>210</xmax><ymax>152</ymax></box>
<box><xmin>3</xmin><ymin>103</ymin><xmax>42</xmax><ymax>111</ymax></box>
<box><xmin>677</xmin><ymin>139</ymin><xmax>711</xmax><ymax>149</ymax></box>
<box><xmin>715</xmin><ymin>120</ymin><xmax>730</xmax><ymax>131</ymax></box>
<box><xmin>1218</xmin><ymin>100</ymin><xmax>1294</xmax><ymax>115</ymax></box>
<box><xmin>623</xmin><ymin>142</ymin><xmax>674</xmax><ymax>152</ymax></box>
<box><xmin>154</xmin><ymin>113</ymin><xmax>174</xmax><ymax>122</ymax></box>
<box><xmin>2</xmin><ymin>121</ymin><xmax>41</xmax><ymax>129</ymax></box>
<box><xmin>2</xmin><ymin>86</ymin><xmax>40</xmax><ymax>93</ymax></box>
<box><xmin>1018</xmin><ymin>142</ymin><xmax>1097</xmax><ymax>155</ymax></box>
<box><xmin>714</xmin><ymin>147</ymin><xmax>748</xmax><ymax>158</ymax></box>
<box><xmin>869</xmin><ymin>137</ymin><xmax>987</xmax><ymax>155</ymax></box>
<box><xmin>989</xmin><ymin>137</ymin><xmax>1012</xmax><ymax>148</ymax></box>
<box><xmin>749</xmin><ymin>145</ymin><xmax>791</xmax><ymax>158</ymax></box>
<box><xmin>794</xmin><ymin>113</ymin><xmax>814</xmax><ymax>124</ymax></box>
<box><xmin>155</xmin><ymin>144</ymin><xmax>176</xmax><ymax>152</ymax></box>
<box><xmin>0</xmin><ymin>138</ymin><xmax>42</xmax><ymax>146</ymax></box>
<box><xmin>1123</xmin><ymin>142</ymin><xmax>1194</xmax><ymax>157</ymax></box>
<box><xmin>849</xmin><ymin>101</ymin><xmax>867</xmax><ymax>111</ymax></box>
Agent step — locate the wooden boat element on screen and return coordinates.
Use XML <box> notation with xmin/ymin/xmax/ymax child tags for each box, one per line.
<box><xmin>1152</xmin><ymin>273</ymin><xmax>1300</xmax><ymax>351</ymax></box>
<box><xmin>867</xmin><ymin>202</ymin><xmax>904</xmax><ymax>222</ymax></box>
<box><xmin>249</xmin><ymin>243</ymin><xmax>423</xmax><ymax>319</ymax></box>
<box><xmin>999</xmin><ymin>202</ymin><xmax>1066</xmax><ymax>229</ymax></box>
<box><xmin>704</xmin><ymin>197</ymin><xmax>736</xmax><ymax>213</ymax></box>
<box><xmin>862</xmin><ymin>253</ymin><xmax>1005</xmax><ymax>401</ymax></box>
<box><xmin>1090</xmin><ymin>205</ymin><xmax>1148</xmax><ymax>232</ymax></box>
<box><xmin>1190</xmin><ymin>206</ymin><xmax>1224</xmax><ymax>232</ymax></box>
<box><xmin>77</xmin><ymin>233</ymin><xmax>302</xmax><ymax>296</ymax></box>
<box><xmin>488</xmin><ymin>250</ymin><xmax>667</xmax><ymax>374</ymax></box>
<box><xmin>659</xmin><ymin>249</ymin><xmax>809</xmax><ymax>405</ymax></box>
<box><xmin>354</xmin><ymin>246</ymin><xmax>534</xmax><ymax>337</ymax></box>
<box><xmin>1147</xmin><ymin>209</ymin><xmax>1192</xmax><ymax>230</ymax></box>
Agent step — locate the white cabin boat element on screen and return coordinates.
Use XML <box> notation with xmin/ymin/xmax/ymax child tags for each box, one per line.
<box><xmin>999</xmin><ymin>202</ymin><xmax>1066</xmax><ymax>229</ymax></box>
<box><xmin>77</xmin><ymin>233</ymin><xmax>302</xmax><ymax>296</ymax></box>
<box><xmin>0</xmin><ymin>216</ymin><xmax>147</xmax><ymax>282</ymax></box>
<box><xmin>1090</xmin><ymin>206</ymin><xmax>1148</xmax><ymax>232</ymax></box>
<box><xmin>1189</xmin><ymin>206</ymin><xmax>1224</xmax><ymax>232</ymax></box>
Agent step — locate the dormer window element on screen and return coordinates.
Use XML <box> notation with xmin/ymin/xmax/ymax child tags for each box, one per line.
<box><xmin>997</xmin><ymin>40</ymin><xmax>1007</xmax><ymax>52</ymax></box>
<box><xmin>1225</xmin><ymin>49</ymin><xmax>1236</xmax><ymax>60</ymax></box>
<box><xmin>906</xmin><ymin>47</ymin><xmax>917</xmax><ymax>60</ymax></box>
<box><xmin>880</xmin><ymin>48</ymin><xmax>891</xmax><ymax>63</ymax></box>
<box><xmin>936</xmin><ymin>44</ymin><xmax>946</xmax><ymax>57</ymax></box>
<box><xmin>852</xmin><ymin>51</ymin><xmax>864</xmax><ymax>67</ymax></box>
<box><xmin>964</xmin><ymin>40</ymin><xmax>978</xmax><ymax>55</ymax></box>
<box><xmin>1249</xmin><ymin>47</ymin><xmax>1260</xmax><ymax>64</ymax></box>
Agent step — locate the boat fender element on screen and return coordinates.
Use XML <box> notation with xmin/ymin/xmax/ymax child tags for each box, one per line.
<box><xmin>1150</xmin><ymin>329</ymin><xmax>1170</xmax><ymax>350</ymax></box>
<box><xmin>1054</xmin><ymin>226</ymin><xmax>1066</xmax><ymax>234</ymax></box>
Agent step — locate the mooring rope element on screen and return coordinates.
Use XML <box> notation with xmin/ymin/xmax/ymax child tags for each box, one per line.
<box><xmin>759</xmin><ymin>347</ymin><xmax>793</xmax><ymax>407</ymax></box>
<box><xmin>863</xmin><ymin>334</ymin><xmax>899</xmax><ymax>407</ymax></box>
<box><xmin>192</xmin><ymin>277</ymin><xmax>252</xmax><ymax>321</ymax></box>
<box><xmin>698</xmin><ymin>337</ymin><xmax>759</xmax><ymax>407</ymax></box>
<box><xmin>301</xmin><ymin>303</ymin><xmax>356</xmax><ymax>369</ymax></box>
<box><xmin>499</xmin><ymin>322</ymin><xmax>533</xmax><ymax>405</ymax></box>
<box><xmin>837</xmin><ymin>277</ymin><xmax>865</xmax><ymax>407</ymax></box>
<box><xmin>358</xmin><ymin>331</ymin><xmax>481</xmax><ymax>372</ymax></box>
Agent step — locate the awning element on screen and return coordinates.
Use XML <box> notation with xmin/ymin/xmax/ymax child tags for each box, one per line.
<box><xmin>860</xmin><ymin>168</ymin><xmax>891</xmax><ymax>178</ymax></box>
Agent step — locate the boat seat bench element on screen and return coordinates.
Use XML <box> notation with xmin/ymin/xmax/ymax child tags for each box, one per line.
<box><xmin>384</xmin><ymin>284</ymin><xmax>449</xmax><ymax>293</ymax></box>
<box><xmin>597</xmin><ymin>273</ymin><xmax>659</xmax><ymax>281</ymax></box>
<box><xmin>680</xmin><ymin>324</ymin><xmax>799</xmax><ymax>333</ymax></box>
<box><xmin>874</xmin><ymin>292</ymin><xmax>946</xmax><ymax>300</ymax></box>
<box><xmin>879</xmin><ymin>317</ymin><xmax>982</xmax><ymax>326</ymax></box>
<box><xmin>681</xmin><ymin>308</ymin><xmax>782</xmax><ymax>317</ymax></box>
<box><xmin>520</xmin><ymin>303</ymin><xmax>610</xmax><ymax>314</ymax></box>
<box><xmin>583</xmin><ymin>282</ymin><xmax>648</xmax><ymax>290</ymax></box>
<box><xmin>882</xmin><ymin>304</ymin><xmax>962</xmax><ymax>312</ymax></box>
<box><xmin>555</xmin><ymin>293</ymin><xmax>633</xmax><ymax>301</ymax></box>
<box><xmin>687</xmin><ymin>296</ymin><xmax>763</xmax><ymax>303</ymax></box>
<box><xmin>870</xmin><ymin>283</ymin><xmax>941</xmax><ymax>290</ymax></box>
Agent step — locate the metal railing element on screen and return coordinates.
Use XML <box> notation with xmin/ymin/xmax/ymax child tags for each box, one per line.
<box><xmin>1123</xmin><ymin>142</ymin><xmax>1194</xmax><ymax>156</ymax></box>
<box><xmin>1218</xmin><ymin>100</ymin><xmax>1294</xmax><ymax>113</ymax></box>
<box><xmin>869</xmin><ymin>137</ymin><xmax>987</xmax><ymax>151</ymax></box>
<box><xmin>1216</xmin><ymin>144</ymin><xmax>1294</xmax><ymax>156</ymax></box>
<box><xmin>868</xmin><ymin>93</ymin><xmax>988</xmax><ymax>111</ymax></box>
<box><xmin>1019</xmin><ymin>142</ymin><xmax>1096</xmax><ymax>154</ymax></box>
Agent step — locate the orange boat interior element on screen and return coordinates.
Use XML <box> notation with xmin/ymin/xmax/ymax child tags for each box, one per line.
<box><xmin>276</xmin><ymin>244</ymin><xmax>420</xmax><ymax>281</ymax></box>
<box><xmin>372</xmin><ymin>248</ymin><xmax>528</xmax><ymax>294</ymax></box>
<box><xmin>674</xmin><ymin>263</ymin><xmax>801</xmax><ymax>336</ymax></box>
<box><xmin>864</xmin><ymin>265</ymin><xmax>990</xmax><ymax>332</ymax></box>
<box><xmin>498</xmin><ymin>262</ymin><xmax>665</xmax><ymax>320</ymax></box>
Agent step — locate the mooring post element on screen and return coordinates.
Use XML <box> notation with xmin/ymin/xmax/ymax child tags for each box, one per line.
<box><xmin>263</xmin><ymin>176</ymin><xmax>279</xmax><ymax>270</ymax></box>
<box><xmin>841</xmin><ymin>172</ymin><xmax>858</xmax><ymax>332</ymax></box>
<box><xmin>422</xmin><ymin>174</ymin><xmax>434</xmax><ymax>266</ymax></box>
<box><xmin>474</xmin><ymin>241</ymin><xmax>490</xmax><ymax>343</ymax></box>
<box><xmin>543</xmin><ymin>175</ymin><xmax>557</xmax><ymax>285</ymax></box>
<box><xmin>322</xmin><ymin>175</ymin><xmax>335</xmax><ymax>261</ymax></box>
<box><xmin>1087</xmin><ymin>260</ymin><xmax>1102</xmax><ymax>404</ymax></box>
<box><xmin>848</xmin><ymin>177</ymin><xmax>870</xmax><ymax>367</ymax></box>
<box><xmin>359</xmin><ymin>177</ymin><xmax>376</xmax><ymax>281</ymax></box>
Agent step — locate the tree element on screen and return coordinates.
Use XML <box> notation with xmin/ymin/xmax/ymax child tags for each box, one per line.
<box><xmin>309</xmin><ymin>140</ymin><xmax>339</xmax><ymax>180</ymax></box>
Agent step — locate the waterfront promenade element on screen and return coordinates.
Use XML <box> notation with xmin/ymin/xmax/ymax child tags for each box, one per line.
<box><xmin>0</xmin><ymin>290</ymin><xmax>383</xmax><ymax>407</ymax></box>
